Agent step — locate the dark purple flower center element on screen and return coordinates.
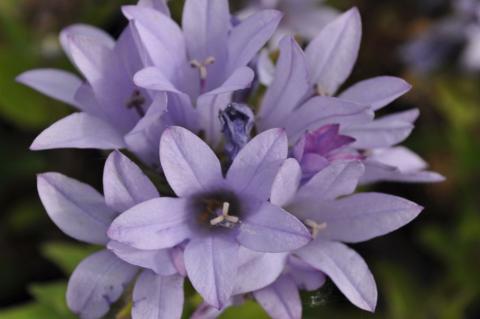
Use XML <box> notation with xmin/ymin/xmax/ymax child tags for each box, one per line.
<box><xmin>126</xmin><ymin>89</ymin><xmax>146</xmax><ymax>117</ymax></box>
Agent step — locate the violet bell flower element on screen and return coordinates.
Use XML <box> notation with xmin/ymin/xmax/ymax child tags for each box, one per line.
<box><xmin>108</xmin><ymin>127</ymin><xmax>311</xmax><ymax>309</ymax></box>
<box><xmin>219</xmin><ymin>103</ymin><xmax>255</xmax><ymax>160</ymax></box>
<box><xmin>36</xmin><ymin>151</ymin><xmax>185</xmax><ymax>319</ymax></box>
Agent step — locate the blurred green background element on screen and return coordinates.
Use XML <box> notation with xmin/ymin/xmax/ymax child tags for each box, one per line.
<box><xmin>0</xmin><ymin>0</ymin><xmax>479</xmax><ymax>318</ymax></box>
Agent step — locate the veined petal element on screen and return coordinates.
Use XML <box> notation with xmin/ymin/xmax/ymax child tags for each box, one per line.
<box><xmin>258</xmin><ymin>36</ymin><xmax>311</xmax><ymax>130</ymax></box>
<box><xmin>107</xmin><ymin>241</ymin><xmax>177</xmax><ymax>276</ymax></box>
<box><xmin>238</xmin><ymin>202</ymin><xmax>311</xmax><ymax>253</ymax></box>
<box><xmin>160</xmin><ymin>126</ymin><xmax>223</xmax><ymax>197</ymax></box>
<box><xmin>103</xmin><ymin>151</ymin><xmax>159</xmax><ymax>213</ymax></box>
<box><xmin>184</xmin><ymin>234</ymin><xmax>239</xmax><ymax>309</ymax></box>
<box><xmin>16</xmin><ymin>69</ymin><xmax>84</xmax><ymax>109</ymax></box>
<box><xmin>339</xmin><ymin>76</ymin><xmax>412</xmax><ymax>111</ymax></box>
<box><xmin>30</xmin><ymin>113</ymin><xmax>125</xmax><ymax>151</ymax></box>
<box><xmin>288</xmin><ymin>256</ymin><xmax>326</xmax><ymax>291</ymax></box>
<box><xmin>60</xmin><ymin>24</ymin><xmax>115</xmax><ymax>61</ymax></box>
<box><xmin>270</xmin><ymin>158</ymin><xmax>302</xmax><ymax>207</ymax></box>
<box><xmin>37</xmin><ymin>173</ymin><xmax>116</xmax><ymax>245</ymax></box>
<box><xmin>227</xmin><ymin>9</ymin><xmax>282</xmax><ymax>74</ymax></box>
<box><xmin>201</xmin><ymin>67</ymin><xmax>254</xmax><ymax>97</ymax></box>
<box><xmin>67</xmin><ymin>250</ymin><xmax>137</xmax><ymax>319</ymax></box>
<box><xmin>297</xmin><ymin>239</ymin><xmax>377</xmax><ymax>312</ymax></box>
<box><xmin>227</xmin><ymin>129</ymin><xmax>287</xmax><ymax>201</ymax></box>
<box><xmin>132</xmin><ymin>271</ymin><xmax>184</xmax><ymax>319</ymax></box>
<box><xmin>305</xmin><ymin>8</ymin><xmax>362</xmax><ymax>95</ymax></box>
<box><xmin>108</xmin><ymin>198</ymin><xmax>191</xmax><ymax>250</ymax></box>
<box><xmin>254</xmin><ymin>275</ymin><xmax>302</xmax><ymax>319</ymax></box>
<box><xmin>233</xmin><ymin>248</ymin><xmax>288</xmax><ymax>295</ymax></box>
<box><xmin>134</xmin><ymin>67</ymin><xmax>185</xmax><ymax>95</ymax></box>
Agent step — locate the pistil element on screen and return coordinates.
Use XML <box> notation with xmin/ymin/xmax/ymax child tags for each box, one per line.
<box><xmin>305</xmin><ymin>219</ymin><xmax>327</xmax><ymax>238</ymax></box>
<box><xmin>210</xmin><ymin>201</ymin><xmax>240</xmax><ymax>227</ymax></box>
<box><xmin>190</xmin><ymin>56</ymin><xmax>215</xmax><ymax>93</ymax></box>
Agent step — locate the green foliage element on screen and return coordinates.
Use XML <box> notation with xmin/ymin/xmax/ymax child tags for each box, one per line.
<box><xmin>41</xmin><ymin>241</ymin><xmax>100</xmax><ymax>275</ymax></box>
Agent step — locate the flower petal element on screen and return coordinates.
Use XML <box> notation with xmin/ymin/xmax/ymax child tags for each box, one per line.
<box><xmin>361</xmin><ymin>160</ymin><xmax>445</xmax><ymax>184</ymax></box>
<box><xmin>258</xmin><ymin>36</ymin><xmax>311</xmax><ymax>130</ymax></box>
<box><xmin>37</xmin><ymin>173</ymin><xmax>116</xmax><ymax>245</ymax></box>
<box><xmin>132</xmin><ymin>271</ymin><xmax>184</xmax><ymax>319</ymax></box>
<box><xmin>297</xmin><ymin>239</ymin><xmax>377</xmax><ymax>312</ymax></box>
<box><xmin>108</xmin><ymin>198</ymin><xmax>191</xmax><ymax>250</ymax></box>
<box><xmin>288</xmin><ymin>256</ymin><xmax>326</xmax><ymax>291</ymax></box>
<box><xmin>184</xmin><ymin>234</ymin><xmax>239</xmax><ymax>309</ymax></box>
<box><xmin>305</xmin><ymin>8</ymin><xmax>362</xmax><ymax>95</ymax></box>
<box><xmin>67</xmin><ymin>250</ymin><xmax>137</xmax><ymax>319</ymax></box>
<box><xmin>107</xmin><ymin>241</ymin><xmax>177</xmax><ymax>276</ymax></box>
<box><xmin>227</xmin><ymin>128</ymin><xmax>287</xmax><ymax>200</ymax></box>
<box><xmin>270</xmin><ymin>158</ymin><xmax>302</xmax><ymax>207</ymax></box>
<box><xmin>227</xmin><ymin>9</ymin><xmax>282</xmax><ymax>73</ymax></box>
<box><xmin>160</xmin><ymin>126</ymin><xmax>223</xmax><ymax>197</ymax></box>
<box><xmin>238</xmin><ymin>202</ymin><xmax>311</xmax><ymax>253</ymax></box>
<box><xmin>60</xmin><ymin>24</ymin><xmax>115</xmax><ymax>61</ymax></box>
<box><xmin>16</xmin><ymin>69</ymin><xmax>84</xmax><ymax>109</ymax></box>
<box><xmin>103</xmin><ymin>151</ymin><xmax>159</xmax><ymax>213</ymax></box>
<box><xmin>30</xmin><ymin>113</ymin><xmax>125</xmax><ymax>151</ymax></box>
<box><xmin>339</xmin><ymin>76</ymin><xmax>412</xmax><ymax>111</ymax></box>
<box><xmin>254</xmin><ymin>275</ymin><xmax>302</xmax><ymax>319</ymax></box>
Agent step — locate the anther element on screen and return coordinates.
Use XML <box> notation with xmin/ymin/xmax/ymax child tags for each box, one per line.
<box><xmin>190</xmin><ymin>56</ymin><xmax>216</xmax><ymax>80</ymax></box>
<box><xmin>305</xmin><ymin>219</ymin><xmax>327</xmax><ymax>238</ymax></box>
<box><xmin>210</xmin><ymin>201</ymin><xmax>239</xmax><ymax>226</ymax></box>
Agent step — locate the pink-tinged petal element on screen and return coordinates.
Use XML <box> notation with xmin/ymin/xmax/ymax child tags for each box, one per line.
<box><xmin>107</xmin><ymin>241</ymin><xmax>177</xmax><ymax>276</ymax></box>
<box><xmin>184</xmin><ymin>234</ymin><xmax>239</xmax><ymax>309</ymax></box>
<box><xmin>258</xmin><ymin>36</ymin><xmax>311</xmax><ymax>130</ymax></box>
<box><xmin>160</xmin><ymin>126</ymin><xmax>223</xmax><ymax>197</ymax></box>
<box><xmin>311</xmin><ymin>193</ymin><xmax>423</xmax><ymax>243</ymax></box>
<box><xmin>123</xmin><ymin>6</ymin><xmax>188</xmax><ymax>79</ymax></box>
<box><xmin>339</xmin><ymin>76</ymin><xmax>412</xmax><ymax>111</ymax></box>
<box><xmin>285</xmin><ymin>96</ymin><xmax>373</xmax><ymax>144</ymax></box>
<box><xmin>108</xmin><ymin>198</ymin><xmax>191</xmax><ymax>250</ymax></box>
<box><xmin>293</xmin><ymin>161</ymin><xmax>364</xmax><ymax>203</ymax></box>
<box><xmin>227</xmin><ymin>129</ymin><xmax>287</xmax><ymax>200</ymax></box>
<box><xmin>297</xmin><ymin>239</ymin><xmax>377</xmax><ymax>312</ymax></box>
<box><xmin>305</xmin><ymin>8</ymin><xmax>362</xmax><ymax>95</ymax></box>
<box><xmin>30</xmin><ymin>113</ymin><xmax>125</xmax><ymax>151</ymax></box>
<box><xmin>288</xmin><ymin>256</ymin><xmax>326</xmax><ymax>291</ymax></box>
<box><xmin>37</xmin><ymin>173</ymin><xmax>116</xmax><ymax>245</ymax></box>
<box><xmin>137</xmin><ymin>0</ymin><xmax>170</xmax><ymax>16</ymax></box>
<box><xmin>227</xmin><ymin>9</ymin><xmax>282</xmax><ymax>73</ymax></box>
<box><xmin>103</xmin><ymin>151</ymin><xmax>159</xmax><ymax>213</ymax></box>
<box><xmin>238</xmin><ymin>202</ymin><xmax>311</xmax><ymax>253</ymax></box>
<box><xmin>361</xmin><ymin>160</ymin><xmax>445</xmax><ymax>184</ymax></box>
<box><xmin>233</xmin><ymin>248</ymin><xmax>288</xmax><ymax>295</ymax></box>
<box><xmin>16</xmin><ymin>69</ymin><xmax>84</xmax><ymax>109</ymax></box>
<box><xmin>132</xmin><ymin>271</ymin><xmax>184</xmax><ymax>319</ymax></box>
<box><xmin>270</xmin><ymin>158</ymin><xmax>302</xmax><ymax>207</ymax></box>
<box><xmin>254</xmin><ymin>275</ymin><xmax>302</xmax><ymax>319</ymax></box>
<box><xmin>182</xmin><ymin>0</ymin><xmax>229</xmax><ymax>85</ymax></box>
<box><xmin>67</xmin><ymin>250</ymin><xmax>137</xmax><ymax>319</ymax></box>
<box><xmin>60</xmin><ymin>24</ymin><xmax>115</xmax><ymax>61</ymax></box>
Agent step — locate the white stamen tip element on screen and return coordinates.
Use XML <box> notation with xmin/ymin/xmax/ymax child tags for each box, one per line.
<box><xmin>305</xmin><ymin>219</ymin><xmax>327</xmax><ymax>238</ymax></box>
<box><xmin>210</xmin><ymin>215</ymin><xmax>225</xmax><ymax>226</ymax></box>
<box><xmin>225</xmin><ymin>215</ymin><xmax>239</xmax><ymax>223</ymax></box>
<box><xmin>222</xmin><ymin>202</ymin><xmax>230</xmax><ymax>215</ymax></box>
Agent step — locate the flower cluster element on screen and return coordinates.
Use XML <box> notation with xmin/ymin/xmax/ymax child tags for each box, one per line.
<box><xmin>19</xmin><ymin>1</ymin><xmax>443</xmax><ymax>318</ymax></box>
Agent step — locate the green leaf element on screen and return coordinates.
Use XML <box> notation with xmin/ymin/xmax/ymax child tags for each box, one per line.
<box><xmin>220</xmin><ymin>301</ymin><xmax>270</xmax><ymax>319</ymax></box>
<box><xmin>0</xmin><ymin>303</ymin><xmax>64</xmax><ymax>319</ymax></box>
<box><xmin>29</xmin><ymin>281</ymin><xmax>76</xmax><ymax>319</ymax></box>
<box><xmin>41</xmin><ymin>241</ymin><xmax>100</xmax><ymax>275</ymax></box>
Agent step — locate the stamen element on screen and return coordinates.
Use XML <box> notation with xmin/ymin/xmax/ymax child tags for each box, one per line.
<box><xmin>305</xmin><ymin>219</ymin><xmax>327</xmax><ymax>238</ymax></box>
<box><xmin>126</xmin><ymin>89</ymin><xmax>146</xmax><ymax>117</ymax></box>
<box><xmin>315</xmin><ymin>84</ymin><xmax>328</xmax><ymax>97</ymax></box>
<box><xmin>210</xmin><ymin>201</ymin><xmax>240</xmax><ymax>227</ymax></box>
<box><xmin>190</xmin><ymin>56</ymin><xmax>216</xmax><ymax>93</ymax></box>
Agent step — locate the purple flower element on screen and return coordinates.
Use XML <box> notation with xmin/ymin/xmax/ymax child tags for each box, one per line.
<box><xmin>108</xmin><ymin>126</ymin><xmax>311</xmax><ymax>308</ymax></box>
<box><xmin>128</xmin><ymin>0</ymin><xmax>282</xmax><ymax>146</ymax></box>
<box><xmin>36</xmin><ymin>151</ymin><xmax>185</xmax><ymax>319</ymax></box>
<box><xmin>257</xmin><ymin>8</ymin><xmax>444</xmax><ymax>184</ymax></box>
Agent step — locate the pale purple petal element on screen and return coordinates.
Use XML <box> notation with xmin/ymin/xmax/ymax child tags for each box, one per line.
<box><xmin>16</xmin><ymin>69</ymin><xmax>84</xmax><ymax>109</ymax></box>
<box><xmin>379</xmin><ymin>108</ymin><xmax>420</xmax><ymax>123</ymax></box>
<box><xmin>254</xmin><ymin>275</ymin><xmax>302</xmax><ymax>319</ymax></box>
<box><xmin>30</xmin><ymin>113</ymin><xmax>125</xmax><ymax>151</ymax></box>
<box><xmin>108</xmin><ymin>198</ymin><xmax>191</xmax><ymax>250</ymax></box>
<box><xmin>137</xmin><ymin>0</ymin><xmax>170</xmax><ymax>16</ymax></box>
<box><xmin>361</xmin><ymin>160</ymin><xmax>445</xmax><ymax>184</ymax></box>
<box><xmin>257</xmin><ymin>49</ymin><xmax>275</xmax><ymax>86</ymax></box>
<box><xmin>201</xmin><ymin>67</ymin><xmax>254</xmax><ymax>96</ymax></box>
<box><xmin>60</xmin><ymin>24</ymin><xmax>115</xmax><ymax>61</ymax></box>
<box><xmin>190</xmin><ymin>302</ymin><xmax>224</xmax><ymax>319</ymax></box>
<box><xmin>37</xmin><ymin>173</ymin><xmax>116</xmax><ymax>245</ymax></box>
<box><xmin>184</xmin><ymin>234</ymin><xmax>239</xmax><ymax>309</ymax></box>
<box><xmin>305</xmin><ymin>8</ymin><xmax>362</xmax><ymax>95</ymax></box>
<box><xmin>103</xmin><ymin>151</ymin><xmax>159</xmax><ymax>213</ymax></box>
<box><xmin>270</xmin><ymin>158</ymin><xmax>302</xmax><ymax>207</ymax></box>
<box><xmin>227</xmin><ymin>9</ymin><xmax>282</xmax><ymax>73</ymax></box>
<box><xmin>160</xmin><ymin>126</ymin><xmax>223</xmax><ymax>197</ymax></box>
<box><xmin>288</xmin><ymin>256</ymin><xmax>326</xmax><ymax>291</ymax></box>
<box><xmin>134</xmin><ymin>67</ymin><xmax>185</xmax><ymax>95</ymax></box>
<box><xmin>107</xmin><ymin>241</ymin><xmax>177</xmax><ymax>276</ymax></box>
<box><xmin>285</xmin><ymin>97</ymin><xmax>373</xmax><ymax>143</ymax></box>
<box><xmin>132</xmin><ymin>271</ymin><xmax>184</xmax><ymax>319</ymax></box>
<box><xmin>67</xmin><ymin>250</ymin><xmax>137</xmax><ymax>319</ymax></box>
<box><xmin>296</xmin><ymin>239</ymin><xmax>377</xmax><ymax>312</ymax></box>
<box><xmin>227</xmin><ymin>128</ymin><xmax>287</xmax><ymax>200</ymax></box>
<box><xmin>258</xmin><ymin>36</ymin><xmax>311</xmax><ymax>130</ymax></box>
<box><xmin>339</xmin><ymin>76</ymin><xmax>412</xmax><ymax>111</ymax></box>
<box><xmin>238</xmin><ymin>202</ymin><xmax>311</xmax><ymax>253</ymax></box>
<box><xmin>233</xmin><ymin>248</ymin><xmax>288</xmax><ymax>294</ymax></box>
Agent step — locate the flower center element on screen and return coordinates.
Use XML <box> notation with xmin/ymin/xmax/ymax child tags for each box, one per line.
<box><xmin>126</xmin><ymin>89</ymin><xmax>146</xmax><ymax>117</ymax></box>
<box><xmin>209</xmin><ymin>201</ymin><xmax>240</xmax><ymax>228</ymax></box>
<box><xmin>190</xmin><ymin>56</ymin><xmax>216</xmax><ymax>92</ymax></box>
<box><xmin>192</xmin><ymin>191</ymin><xmax>243</xmax><ymax>232</ymax></box>
<box><xmin>305</xmin><ymin>219</ymin><xmax>327</xmax><ymax>238</ymax></box>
